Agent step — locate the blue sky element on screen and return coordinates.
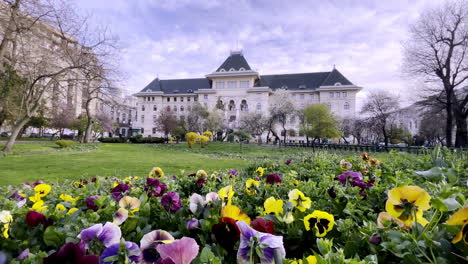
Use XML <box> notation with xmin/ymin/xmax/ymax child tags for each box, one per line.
<box><xmin>74</xmin><ymin>0</ymin><xmax>441</xmax><ymax>107</ymax></box>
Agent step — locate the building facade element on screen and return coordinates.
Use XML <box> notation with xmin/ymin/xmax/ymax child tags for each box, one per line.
<box><xmin>133</xmin><ymin>51</ymin><xmax>362</xmax><ymax>140</ymax></box>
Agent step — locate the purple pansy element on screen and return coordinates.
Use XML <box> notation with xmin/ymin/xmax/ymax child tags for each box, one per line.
<box><xmin>229</xmin><ymin>169</ymin><xmax>238</xmax><ymax>176</ymax></box>
<box><xmin>236</xmin><ymin>221</ymin><xmax>285</xmax><ymax>264</ymax></box>
<box><xmin>186</xmin><ymin>219</ymin><xmax>200</xmax><ymax>231</ymax></box>
<box><xmin>111</xmin><ymin>184</ymin><xmax>129</xmax><ymax>201</ymax></box>
<box><xmin>17</xmin><ymin>248</ymin><xmax>29</xmax><ymax>260</ymax></box>
<box><xmin>265</xmin><ymin>174</ymin><xmax>282</xmax><ymax>185</ymax></box>
<box><xmin>145</xmin><ymin>178</ymin><xmax>167</xmax><ymax>197</ymax></box>
<box><xmin>100</xmin><ymin>241</ymin><xmax>141</xmax><ymax>264</ymax></box>
<box><xmin>161</xmin><ymin>192</ymin><xmax>182</xmax><ymax>212</ymax></box>
<box><xmin>156</xmin><ymin>237</ymin><xmax>199</xmax><ymax>264</ymax></box>
<box><xmin>8</xmin><ymin>191</ymin><xmax>26</xmax><ymax>207</ymax></box>
<box><xmin>285</xmin><ymin>159</ymin><xmax>292</xmax><ymax>165</ymax></box>
<box><xmin>43</xmin><ymin>242</ymin><xmax>98</xmax><ymax>264</ymax></box>
<box><xmin>335</xmin><ymin>171</ymin><xmax>374</xmax><ymax>188</ymax></box>
<box><xmin>140</xmin><ymin>230</ymin><xmax>175</xmax><ymax>264</ymax></box>
<box><xmin>78</xmin><ymin>222</ymin><xmax>121</xmax><ymax>248</ymax></box>
<box><xmin>85</xmin><ymin>195</ymin><xmax>99</xmax><ymax>211</ymax></box>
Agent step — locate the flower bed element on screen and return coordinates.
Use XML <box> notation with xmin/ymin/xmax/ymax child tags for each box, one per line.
<box><xmin>0</xmin><ymin>151</ymin><xmax>466</xmax><ymax>263</ymax></box>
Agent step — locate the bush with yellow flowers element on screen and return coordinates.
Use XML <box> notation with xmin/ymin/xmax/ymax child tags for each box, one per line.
<box><xmin>185</xmin><ymin>132</ymin><xmax>198</xmax><ymax>148</ymax></box>
<box><xmin>0</xmin><ymin>149</ymin><xmax>466</xmax><ymax>263</ymax></box>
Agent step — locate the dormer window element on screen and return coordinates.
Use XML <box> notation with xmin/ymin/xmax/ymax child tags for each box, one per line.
<box><xmin>334</xmin><ymin>82</ymin><xmax>342</xmax><ymax>86</ymax></box>
<box><xmin>229</xmin><ymin>68</ymin><xmax>235</xmax><ymax>72</ymax></box>
<box><xmin>239</xmin><ymin>67</ymin><xmax>245</xmax><ymax>71</ymax></box>
<box><xmin>188</xmin><ymin>89</ymin><xmax>193</xmax><ymax>93</ymax></box>
<box><xmin>146</xmin><ymin>89</ymin><xmax>151</xmax><ymax>92</ymax></box>
<box><xmin>219</xmin><ymin>69</ymin><xmax>226</xmax><ymax>72</ymax></box>
<box><xmin>299</xmin><ymin>84</ymin><xmax>306</xmax><ymax>89</ymax></box>
<box><xmin>281</xmin><ymin>85</ymin><xmax>288</xmax><ymax>89</ymax></box>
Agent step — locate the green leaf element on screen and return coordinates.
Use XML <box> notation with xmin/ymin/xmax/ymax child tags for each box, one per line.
<box><xmin>43</xmin><ymin>226</ymin><xmax>66</xmax><ymax>247</ymax></box>
<box><xmin>431</xmin><ymin>198</ymin><xmax>448</xmax><ymax>212</ymax></box>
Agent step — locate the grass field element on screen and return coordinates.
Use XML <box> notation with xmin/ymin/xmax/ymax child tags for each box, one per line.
<box><xmin>0</xmin><ymin>142</ymin><xmax>313</xmax><ymax>186</ymax></box>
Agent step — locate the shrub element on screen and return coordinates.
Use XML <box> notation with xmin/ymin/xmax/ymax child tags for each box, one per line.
<box><xmin>55</xmin><ymin>140</ymin><xmax>74</xmax><ymax>148</ymax></box>
<box><xmin>185</xmin><ymin>132</ymin><xmax>198</xmax><ymax>148</ymax></box>
<box><xmin>129</xmin><ymin>136</ymin><xmax>165</xmax><ymax>144</ymax></box>
<box><xmin>98</xmin><ymin>137</ymin><xmax>128</xmax><ymax>143</ymax></box>
<box><xmin>202</xmin><ymin>131</ymin><xmax>213</xmax><ymax>140</ymax></box>
<box><xmin>198</xmin><ymin>135</ymin><xmax>209</xmax><ymax>148</ymax></box>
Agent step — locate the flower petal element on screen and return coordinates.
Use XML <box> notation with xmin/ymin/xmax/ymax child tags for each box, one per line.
<box><xmin>156</xmin><ymin>237</ymin><xmax>199</xmax><ymax>264</ymax></box>
<box><xmin>98</xmin><ymin>222</ymin><xmax>122</xmax><ymax>247</ymax></box>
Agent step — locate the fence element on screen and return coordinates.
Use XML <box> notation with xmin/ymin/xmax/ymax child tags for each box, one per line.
<box><xmin>279</xmin><ymin>142</ymin><xmax>467</xmax><ymax>154</ymax></box>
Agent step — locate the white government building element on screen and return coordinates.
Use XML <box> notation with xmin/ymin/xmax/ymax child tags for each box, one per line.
<box><xmin>133</xmin><ymin>51</ymin><xmax>362</xmax><ymax>140</ymax></box>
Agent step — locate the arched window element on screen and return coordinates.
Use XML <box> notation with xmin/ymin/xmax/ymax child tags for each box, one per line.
<box><xmin>256</xmin><ymin>103</ymin><xmax>261</xmax><ymax>111</ymax></box>
<box><xmin>239</xmin><ymin>67</ymin><xmax>245</xmax><ymax>71</ymax></box>
<box><xmin>228</xmin><ymin>100</ymin><xmax>236</xmax><ymax>111</ymax></box>
<box><xmin>229</xmin><ymin>68</ymin><xmax>235</xmax><ymax>72</ymax></box>
<box><xmin>180</xmin><ymin>106</ymin><xmax>184</xmax><ymax>112</ymax></box>
<box><xmin>173</xmin><ymin>105</ymin><xmax>177</xmax><ymax>111</ymax></box>
<box><xmin>166</xmin><ymin>106</ymin><xmax>170</xmax><ymax>111</ymax></box>
<box><xmin>219</xmin><ymin>69</ymin><xmax>226</xmax><ymax>72</ymax></box>
<box><xmin>344</xmin><ymin>102</ymin><xmax>350</xmax><ymax>110</ymax></box>
<box><xmin>240</xmin><ymin>100</ymin><xmax>248</xmax><ymax>111</ymax></box>
<box><xmin>334</xmin><ymin>82</ymin><xmax>342</xmax><ymax>86</ymax></box>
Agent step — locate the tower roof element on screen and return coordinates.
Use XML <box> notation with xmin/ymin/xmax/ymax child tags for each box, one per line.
<box><xmin>216</xmin><ymin>51</ymin><xmax>252</xmax><ymax>72</ymax></box>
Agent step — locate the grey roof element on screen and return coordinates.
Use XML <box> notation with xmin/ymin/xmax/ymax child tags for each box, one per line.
<box><xmin>321</xmin><ymin>68</ymin><xmax>353</xmax><ymax>86</ymax></box>
<box><xmin>140</xmin><ymin>78</ymin><xmax>211</xmax><ymax>94</ymax></box>
<box><xmin>256</xmin><ymin>72</ymin><xmax>330</xmax><ymax>90</ymax></box>
<box><xmin>216</xmin><ymin>52</ymin><xmax>252</xmax><ymax>72</ymax></box>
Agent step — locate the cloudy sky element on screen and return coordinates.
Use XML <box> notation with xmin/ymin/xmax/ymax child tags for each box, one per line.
<box><xmin>74</xmin><ymin>0</ymin><xmax>442</xmax><ymax>108</ymax></box>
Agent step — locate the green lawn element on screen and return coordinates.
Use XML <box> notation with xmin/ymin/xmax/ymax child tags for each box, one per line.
<box><xmin>0</xmin><ymin>142</ymin><xmax>311</xmax><ymax>186</ymax></box>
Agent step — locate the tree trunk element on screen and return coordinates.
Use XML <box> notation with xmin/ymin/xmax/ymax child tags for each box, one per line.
<box><xmin>0</xmin><ymin>0</ymin><xmax>21</xmax><ymax>70</ymax></box>
<box><xmin>382</xmin><ymin>125</ymin><xmax>389</xmax><ymax>147</ymax></box>
<box><xmin>83</xmin><ymin>100</ymin><xmax>93</xmax><ymax>143</ymax></box>
<box><xmin>2</xmin><ymin>116</ymin><xmax>29</xmax><ymax>152</ymax></box>
<box><xmin>445</xmin><ymin>94</ymin><xmax>453</xmax><ymax>147</ymax></box>
<box><xmin>454</xmin><ymin>115</ymin><xmax>467</xmax><ymax>147</ymax></box>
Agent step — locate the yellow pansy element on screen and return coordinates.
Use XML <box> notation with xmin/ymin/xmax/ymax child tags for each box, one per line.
<box><xmin>290</xmin><ymin>256</ymin><xmax>316</xmax><ymax>264</ymax></box>
<box><xmin>264</xmin><ymin>197</ymin><xmax>284</xmax><ymax>215</ymax></box>
<box><xmin>222</xmin><ymin>205</ymin><xmax>251</xmax><ymax>225</ymax></box>
<box><xmin>32</xmin><ymin>200</ymin><xmax>47</xmax><ymax>212</ymax></box>
<box><xmin>29</xmin><ymin>193</ymin><xmax>42</xmax><ymax>203</ymax></box>
<box><xmin>56</xmin><ymin>203</ymin><xmax>66</xmax><ymax>212</ymax></box>
<box><xmin>255</xmin><ymin>167</ymin><xmax>266</xmax><ymax>177</ymax></box>
<box><xmin>282</xmin><ymin>212</ymin><xmax>295</xmax><ymax>224</ymax></box>
<box><xmin>385</xmin><ymin>186</ymin><xmax>431</xmax><ymax>227</ymax></box>
<box><xmin>149</xmin><ymin>167</ymin><xmax>164</xmax><ymax>178</ymax></box>
<box><xmin>113</xmin><ymin>182</ymin><xmax>119</xmax><ymax>188</ymax></box>
<box><xmin>288</xmin><ymin>189</ymin><xmax>312</xmax><ymax>212</ymax></box>
<box><xmin>218</xmin><ymin>185</ymin><xmax>235</xmax><ymax>206</ymax></box>
<box><xmin>34</xmin><ymin>184</ymin><xmax>51</xmax><ymax>197</ymax></box>
<box><xmin>196</xmin><ymin>169</ymin><xmax>208</xmax><ymax>178</ymax></box>
<box><xmin>0</xmin><ymin>211</ymin><xmax>12</xmax><ymax>239</ymax></box>
<box><xmin>306</xmin><ymin>256</ymin><xmax>317</xmax><ymax>264</ymax></box>
<box><xmin>73</xmin><ymin>181</ymin><xmax>86</xmax><ymax>188</ymax></box>
<box><xmin>67</xmin><ymin>208</ymin><xmax>79</xmax><ymax>215</ymax></box>
<box><xmin>369</xmin><ymin>158</ymin><xmax>381</xmax><ymax>167</ymax></box>
<box><xmin>304</xmin><ymin>210</ymin><xmax>334</xmax><ymax>237</ymax></box>
<box><xmin>340</xmin><ymin>159</ymin><xmax>352</xmax><ymax>170</ymax></box>
<box><xmin>60</xmin><ymin>194</ymin><xmax>79</xmax><ymax>205</ymax></box>
<box><xmin>119</xmin><ymin>196</ymin><xmax>141</xmax><ymax>217</ymax></box>
<box><xmin>245</xmin><ymin>179</ymin><xmax>260</xmax><ymax>195</ymax></box>
<box><xmin>446</xmin><ymin>207</ymin><xmax>468</xmax><ymax>244</ymax></box>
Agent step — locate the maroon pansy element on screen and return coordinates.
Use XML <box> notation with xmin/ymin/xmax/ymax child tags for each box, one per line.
<box><xmin>251</xmin><ymin>218</ymin><xmax>275</xmax><ymax>234</ymax></box>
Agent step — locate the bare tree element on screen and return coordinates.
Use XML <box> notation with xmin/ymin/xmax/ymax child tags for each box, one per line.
<box><xmin>155</xmin><ymin>108</ymin><xmax>177</xmax><ymax>138</ymax></box>
<box><xmin>49</xmin><ymin>105</ymin><xmax>75</xmax><ymax>138</ymax></box>
<box><xmin>239</xmin><ymin>112</ymin><xmax>268</xmax><ymax>143</ymax></box>
<box><xmin>268</xmin><ymin>89</ymin><xmax>296</xmax><ymax>143</ymax></box>
<box><xmin>361</xmin><ymin>91</ymin><xmax>400</xmax><ymax>147</ymax></box>
<box><xmin>403</xmin><ymin>0</ymin><xmax>468</xmax><ymax>147</ymax></box>
<box><xmin>187</xmin><ymin>103</ymin><xmax>208</xmax><ymax>133</ymax></box>
<box><xmin>0</xmin><ymin>0</ymin><xmax>119</xmax><ymax>151</ymax></box>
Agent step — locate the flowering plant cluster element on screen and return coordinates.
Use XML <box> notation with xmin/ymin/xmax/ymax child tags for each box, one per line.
<box><xmin>0</xmin><ymin>151</ymin><xmax>467</xmax><ymax>264</ymax></box>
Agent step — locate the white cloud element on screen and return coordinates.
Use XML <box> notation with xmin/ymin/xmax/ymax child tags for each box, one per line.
<box><xmin>74</xmin><ymin>0</ymin><xmax>441</xmax><ymax>105</ymax></box>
